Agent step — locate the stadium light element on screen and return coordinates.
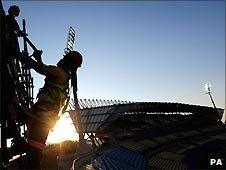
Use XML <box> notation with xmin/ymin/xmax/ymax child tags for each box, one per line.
<box><xmin>204</xmin><ymin>83</ymin><xmax>217</xmax><ymax>109</ymax></box>
<box><xmin>205</xmin><ymin>83</ymin><xmax>211</xmax><ymax>94</ymax></box>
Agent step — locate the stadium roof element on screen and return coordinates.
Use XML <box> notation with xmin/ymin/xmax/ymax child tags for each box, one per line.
<box><xmin>69</xmin><ymin>99</ymin><xmax>222</xmax><ymax>133</ymax></box>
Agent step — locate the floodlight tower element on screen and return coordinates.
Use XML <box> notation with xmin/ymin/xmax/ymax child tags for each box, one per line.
<box><xmin>204</xmin><ymin>83</ymin><xmax>217</xmax><ymax>109</ymax></box>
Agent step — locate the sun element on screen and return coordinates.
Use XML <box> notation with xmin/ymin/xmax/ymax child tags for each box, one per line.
<box><xmin>46</xmin><ymin>112</ymin><xmax>79</xmax><ymax>144</ymax></box>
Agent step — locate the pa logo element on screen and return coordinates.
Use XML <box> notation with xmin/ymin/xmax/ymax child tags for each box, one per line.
<box><xmin>210</xmin><ymin>159</ymin><xmax>223</xmax><ymax>166</ymax></box>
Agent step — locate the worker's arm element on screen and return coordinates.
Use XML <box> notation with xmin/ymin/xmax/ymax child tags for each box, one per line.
<box><xmin>16</xmin><ymin>51</ymin><xmax>46</xmax><ymax>75</ymax></box>
<box><xmin>16</xmin><ymin>51</ymin><xmax>62</xmax><ymax>78</ymax></box>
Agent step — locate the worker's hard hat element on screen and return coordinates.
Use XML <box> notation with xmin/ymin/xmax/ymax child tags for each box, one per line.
<box><xmin>8</xmin><ymin>5</ymin><xmax>20</xmax><ymax>16</ymax></box>
<box><xmin>64</xmin><ymin>51</ymin><xmax>83</xmax><ymax>67</ymax></box>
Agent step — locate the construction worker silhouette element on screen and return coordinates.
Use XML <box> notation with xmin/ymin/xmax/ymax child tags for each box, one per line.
<box><xmin>5</xmin><ymin>5</ymin><xmax>25</xmax><ymax>51</ymax></box>
<box><xmin>10</xmin><ymin>50</ymin><xmax>83</xmax><ymax>168</ymax></box>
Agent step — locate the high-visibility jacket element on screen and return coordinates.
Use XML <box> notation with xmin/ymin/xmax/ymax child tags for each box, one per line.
<box><xmin>30</xmin><ymin>65</ymin><xmax>69</xmax><ymax>128</ymax></box>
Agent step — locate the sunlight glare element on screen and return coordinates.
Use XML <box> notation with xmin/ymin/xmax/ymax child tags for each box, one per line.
<box><xmin>46</xmin><ymin>112</ymin><xmax>79</xmax><ymax>144</ymax></box>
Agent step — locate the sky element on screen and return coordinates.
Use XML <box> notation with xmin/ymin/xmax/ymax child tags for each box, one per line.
<box><xmin>2</xmin><ymin>0</ymin><xmax>225</xmax><ymax>109</ymax></box>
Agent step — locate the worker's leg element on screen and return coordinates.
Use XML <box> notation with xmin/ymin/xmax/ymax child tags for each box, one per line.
<box><xmin>25</xmin><ymin>101</ymin><xmax>59</xmax><ymax>168</ymax></box>
<box><xmin>27</xmin><ymin>101</ymin><xmax>58</xmax><ymax>141</ymax></box>
<box><xmin>25</xmin><ymin>119</ymin><xmax>49</xmax><ymax>169</ymax></box>
<box><xmin>8</xmin><ymin>100</ymin><xmax>59</xmax><ymax>168</ymax></box>
<box><xmin>27</xmin><ymin>120</ymin><xmax>49</xmax><ymax>148</ymax></box>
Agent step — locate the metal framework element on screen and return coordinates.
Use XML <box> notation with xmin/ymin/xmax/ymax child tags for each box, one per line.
<box><xmin>1</xmin><ymin>4</ymin><xmax>34</xmax><ymax>167</ymax></box>
<box><xmin>64</xmin><ymin>27</ymin><xmax>75</xmax><ymax>55</ymax></box>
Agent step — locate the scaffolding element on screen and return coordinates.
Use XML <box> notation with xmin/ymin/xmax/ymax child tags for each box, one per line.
<box><xmin>0</xmin><ymin>3</ymin><xmax>35</xmax><ymax>168</ymax></box>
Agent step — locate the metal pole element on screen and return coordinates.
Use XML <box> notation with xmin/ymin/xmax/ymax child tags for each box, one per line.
<box><xmin>65</xmin><ymin>27</ymin><xmax>83</xmax><ymax>141</ymax></box>
<box><xmin>71</xmin><ymin>75</ymin><xmax>84</xmax><ymax>142</ymax></box>
<box><xmin>22</xmin><ymin>19</ymin><xmax>30</xmax><ymax>108</ymax></box>
<box><xmin>207</xmin><ymin>91</ymin><xmax>220</xmax><ymax>120</ymax></box>
<box><xmin>208</xmin><ymin>92</ymin><xmax>217</xmax><ymax>109</ymax></box>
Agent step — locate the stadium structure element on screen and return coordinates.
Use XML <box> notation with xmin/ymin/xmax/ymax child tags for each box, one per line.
<box><xmin>1</xmin><ymin>1</ymin><xmax>225</xmax><ymax>169</ymax></box>
<box><xmin>65</xmin><ymin>99</ymin><xmax>225</xmax><ymax>170</ymax></box>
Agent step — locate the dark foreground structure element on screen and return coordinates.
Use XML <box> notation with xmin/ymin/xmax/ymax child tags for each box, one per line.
<box><xmin>1</xmin><ymin>2</ymin><xmax>35</xmax><ymax>168</ymax></box>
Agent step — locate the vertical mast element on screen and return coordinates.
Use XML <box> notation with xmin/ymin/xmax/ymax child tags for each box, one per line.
<box><xmin>64</xmin><ymin>27</ymin><xmax>84</xmax><ymax>141</ymax></box>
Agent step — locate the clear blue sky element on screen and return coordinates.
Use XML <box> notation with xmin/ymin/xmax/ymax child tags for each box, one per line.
<box><xmin>3</xmin><ymin>1</ymin><xmax>225</xmax><ymax>108</ymax></box>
